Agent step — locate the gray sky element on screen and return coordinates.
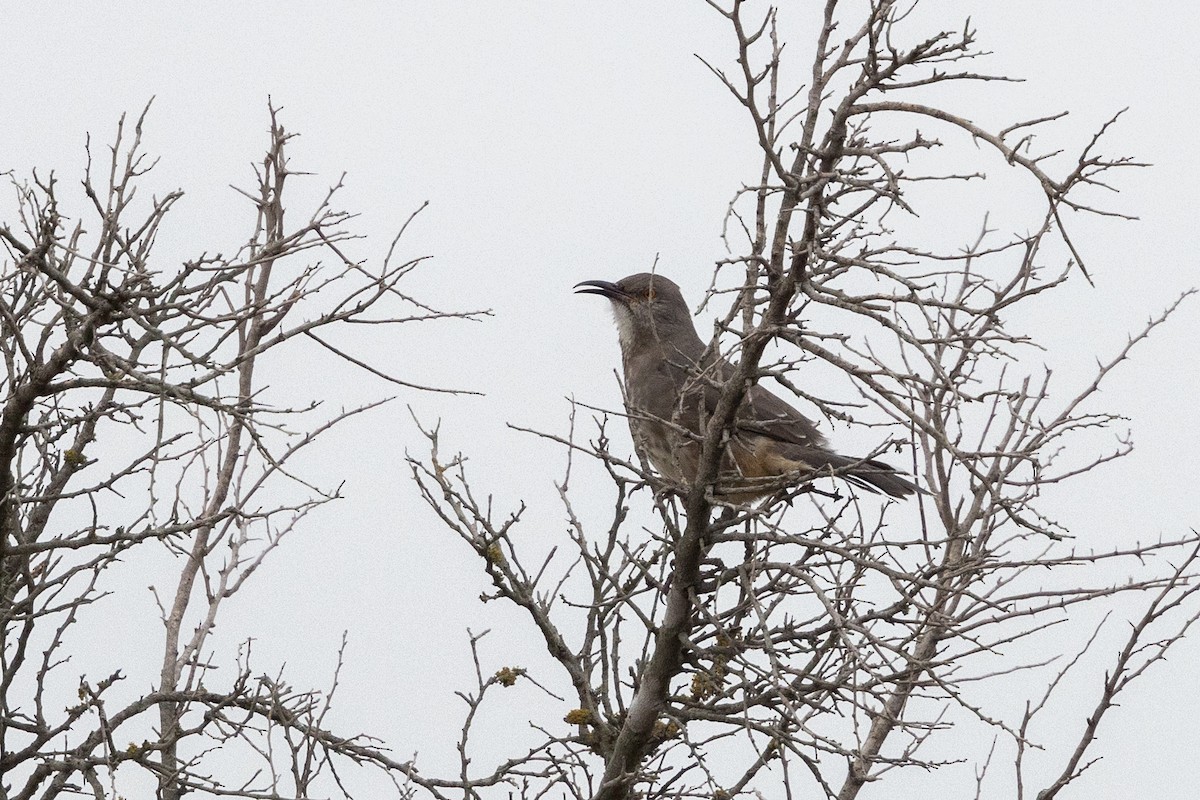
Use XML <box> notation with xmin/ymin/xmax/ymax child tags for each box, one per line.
<box><xmin>4</xmin><ymin>2</ymin><xmax>1199</xmax><ymax>797</ymax></box>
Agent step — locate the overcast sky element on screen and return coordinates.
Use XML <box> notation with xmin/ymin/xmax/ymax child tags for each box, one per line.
<box><xmin>4</xmin><ymin>2</ymin><xmax>1199</xmax><ymax>798</ymax></box>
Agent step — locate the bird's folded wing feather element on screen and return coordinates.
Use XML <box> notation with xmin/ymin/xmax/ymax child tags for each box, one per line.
<box><xmin>736</xmin><ymin>384</ymin><xmax>829</xmax><ymax>449</ymax></box>
<box><xmin>692</xmin><ymin>358</ymin><xmax>829</xmax><ymax>450</ymax></box>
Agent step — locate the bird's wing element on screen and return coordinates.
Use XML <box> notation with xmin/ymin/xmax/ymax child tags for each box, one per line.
<box><xmin>736</xmin><ymin>382</ymin><xmax>829</xmax><ymax>450</ymax></box>
<box><xmin>686</xmin><ymin>357</ymin><xmax>919</xmax><ymax>497</ymax></box>
<box><xmin>689</xmin><ymin>354</ymin><xmax>830</xmax><ymax>450</ymax></box>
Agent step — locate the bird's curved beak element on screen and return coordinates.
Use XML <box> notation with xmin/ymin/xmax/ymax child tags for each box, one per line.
<box><xmin>574</xmin><ymin>280</ymin><xmax>628</xmax><ymax>301</ymax></box>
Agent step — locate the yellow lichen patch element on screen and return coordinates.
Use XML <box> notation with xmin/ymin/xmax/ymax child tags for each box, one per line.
<box><xmin>563</xmin><ymin>708</ymin><xmax>593</xmax><ymax>725</ymax></box>
<box><xmin>494</xmin><ymin>666</ymin><xmax>522</xmax><ymax>687</ymax></box>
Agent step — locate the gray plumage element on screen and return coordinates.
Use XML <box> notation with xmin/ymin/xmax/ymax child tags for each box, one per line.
<box><xmin>576</xmin><ymin>272</ymin><xmax>919</xmax><ymax>500</ymax></box>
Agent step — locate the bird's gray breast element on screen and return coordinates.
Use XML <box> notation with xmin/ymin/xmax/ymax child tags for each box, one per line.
<box><xmin>621</xmin><ymin>349</ymin><xmax>703</xmax><ymax>482</ymax></box>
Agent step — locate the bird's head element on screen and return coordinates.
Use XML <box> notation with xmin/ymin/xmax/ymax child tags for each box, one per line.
<box><xmin>575</xmin><ymin>273</ymin><xmax>698</xmax><ymax>353</ymax></box>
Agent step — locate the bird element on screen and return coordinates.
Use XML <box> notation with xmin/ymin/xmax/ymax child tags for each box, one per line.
<box><xmin>575</xmin><ymin>272</ymin><xmax>920</xmax><ymax>501</ymax></box>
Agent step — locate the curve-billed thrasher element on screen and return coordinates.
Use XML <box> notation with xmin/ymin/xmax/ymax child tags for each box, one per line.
<box><xmin>576</xmin><ymin>272</ymin><xmax>920</xmax><ymax>500</ymax></box>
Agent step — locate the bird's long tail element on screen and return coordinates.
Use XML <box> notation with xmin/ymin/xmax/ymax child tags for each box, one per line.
<box><xmin>819</xmin><ymin>452</ymin><xmax>923</xmax><ymax>498</ymax></box>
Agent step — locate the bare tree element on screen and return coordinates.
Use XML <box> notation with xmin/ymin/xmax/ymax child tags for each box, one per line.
<box><xmin>0</xmin><ymin>104</ymin><xmax>486</xmax><ymax>799</ymax></box>
<box><xmin>407</xmin><ymin>3</ymin><xmax>1199</xmax><ymax>800</ymax></box>
<box><xmin>4</xmin><ymin>4</ymin><xmax>1196</xmax><ymax>800</ymax></box>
